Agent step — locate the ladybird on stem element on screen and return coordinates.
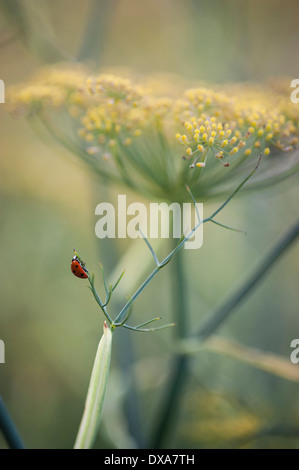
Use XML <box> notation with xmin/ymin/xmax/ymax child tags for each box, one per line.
<box><xmin>71</xmin><ymin>249</ymin><xmax>88</xmax><ymax>279</ymax></box>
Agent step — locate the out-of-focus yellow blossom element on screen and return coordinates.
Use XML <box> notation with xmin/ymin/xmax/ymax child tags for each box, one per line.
<box><xmin>9</xmin><ymin>65</ymin><xmax>90</xmax><ymax>113</ymax></box>
<box><xmin>182</xmin><ymin>389</ymin><xmax>262</xmax><ymax>448</ymax></box>
<box><xmin>10</xmin><ymin>65</ymin><xmax>299</xmax><ymax>201</ymax></box>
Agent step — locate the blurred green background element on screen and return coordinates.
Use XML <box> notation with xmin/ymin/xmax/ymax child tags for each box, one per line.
<box><xmin>0</xmin><ymin>0</ymin><xmax>299</xmax><ymax>449</ymax></box>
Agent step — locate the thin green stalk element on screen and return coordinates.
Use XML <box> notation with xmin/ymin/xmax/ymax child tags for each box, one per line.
<box><xmin>149</xmin><ymin>233</ymin><xmax>190</xmax><ymax>448</ymax></box>
<box><xmin>114</xmin><ymin>267</ymin><xmax>161</xmax><ymax>325</ymax></box>
<box><xmin>74</xmin><ymin>322</ymin><xmax>113</xmax><ymax>449</ymax></box>
<box><xmin>115</xmin><ymin>155</ymin><xmax>257</xmax><ymax>328</ymax></box>
<box><xmin>88</xmin><ymin>274</ymin><xmax>113</xmax><ymax>324</ymax></box>
<box><xmin>205</xmin><ymin>153</ymin><xmax>262</xmax><ymax>222</ymax></box>
<box><xmin>179</xmin><ymin>336</ymin><xmax>299</xmax><ymax>382</ymax></box>
<box><xmin>195</xmin><ymin>217</ymin><xmax>299</xmax><ymax>340</ymax></box>
<box><xmin>113</xmin><ymin>326</ymin><xmax>147</xmax><ymax>448</ymax></box>
<box><xmin>93</xmin><ymin>185</ymin><xmax>146</xmax><ymax>449</ymax></box>
<box><xmin>77</xmin><ymin>0</ymin><xmax>115</xmax><ymax>64</ymax></box>
<box><xmin>149</xmin><ymin>351</ymin><xmax>189</xmax><ymax>449</ymax></box>
<box><xmin>0</xmin><ymin>397</ymin><xmax>25</xmax><ymax>449</ymax></box>
<box><xmin>74</xmin><ymin>159</ymin><xmax>263</xmax><ymax>448</ymax></box>
<box><xmin>114</xmin><ymin>215</ymin><xmax>203</xmax><ymax>326</ymax></box>
<box><xmin>171</xmin><ymin>236</ymin><xmax>189</xmax><ymax>338</ymax></box>
<box><xmin>150</xmin><ymin>218</ymin><xmax>299</xmax><ymax>448</ymax></box>
<box><xmin>122</xmin><ymin>322</ymin><xmax>176</xmax><ymax>332</ymax></box>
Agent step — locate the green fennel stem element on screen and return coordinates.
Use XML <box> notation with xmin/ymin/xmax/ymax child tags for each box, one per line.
<box><xmin>150</xmin><ymin>218</ymin><xmax>299</xmax><ymax>448</ymax></box>
<box><xmin>171</xmin><ymin>236</ymin><xmax>189</xmax><ymax>339</ymax></box>
<box><xmin>150</xmin><ymin>237</ymin><xmax>189</xmax><ymax>448</ymax></box>
<box><xmin>0</xmin><ymin>397</ymin><xmax>25</xmax><ymax>449</ymax></box>
<box><xmin>74</xmin><ymin>321</ymin><xmax>112</xmax><ymax>449</ymax></box>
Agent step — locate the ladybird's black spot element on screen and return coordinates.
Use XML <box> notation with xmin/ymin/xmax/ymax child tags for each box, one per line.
<box><xmin>72</xmin><ymin>270</ymin><xmax>76</xmax><ymax>274</ymax></box>
<box><xmin>75</xmin><ymin>263</ymin><xmax>79</xmax><ymax>267</ymax></box>
<box><xmin>81</xmin><ymin>273</ymin><xmax>84</xmax><ymax>277</ymax></box>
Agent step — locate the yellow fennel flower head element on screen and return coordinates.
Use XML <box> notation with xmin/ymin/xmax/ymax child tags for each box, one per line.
<box><xmin>10</xmin><ymin>65</ymin><xmax>299</xmax><ymax>202</ymax></box>
<box><xmin>9</xmin><ymin>64</ymin><xmax>89</xmax><ymax>114</ymax></box>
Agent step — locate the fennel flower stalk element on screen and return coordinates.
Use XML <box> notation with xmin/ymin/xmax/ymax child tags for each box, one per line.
<box><xmin>74</xmin><ymin>321</ymin><xmax>112</xmax><ymax>449</ymax></box>
<box><xmin>8</xmin><ymin>66</ymin><xmax>299</xmax><ymax>449</ymax></box>
<box><xmin>9</xmin><ymin>65</ymin><xmax>299</xmax><ymax>202</ymax></box>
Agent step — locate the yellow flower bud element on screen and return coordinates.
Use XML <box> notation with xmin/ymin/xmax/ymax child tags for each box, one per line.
<box><xmin>185</xmin><ymin>121</ymin><xmax>193</xmax><ymax>131</ymax></box>
<box><xmin>124</xmin><ymin>137</ymin><xmax>132</xmax><ymax>146</ymax></box>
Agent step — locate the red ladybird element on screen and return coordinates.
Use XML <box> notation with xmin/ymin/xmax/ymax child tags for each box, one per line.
<box><xmin>71</xmin><ymin>255</ymin><xmax>88</xmax><ymax>279</ymax></box>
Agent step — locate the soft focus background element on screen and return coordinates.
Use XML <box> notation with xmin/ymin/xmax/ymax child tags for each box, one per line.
<box><xmin>0</xmin><ymin>0</ymin><xmax>299</xmax><ymax>449</ymax></box>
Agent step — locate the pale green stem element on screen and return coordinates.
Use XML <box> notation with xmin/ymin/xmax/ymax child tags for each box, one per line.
<box><xmin>150</xmin><ymin>217</ymin><xmax>299</xmax><ymax>448</ymax></box>
<box><xmin>77</xmin><ymin>0</ymin><xmax>115</xmax><ymax>64</ymax></box>
<box><xmin>178</xmin><ymin>336</ymin><xmax>299</xmax><ymax>382</ymax></box>
<box><xmin>74</xmin><ymin>321</ymin><xmax>113</xmax><ymax>449</ymax></box>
